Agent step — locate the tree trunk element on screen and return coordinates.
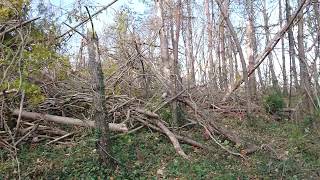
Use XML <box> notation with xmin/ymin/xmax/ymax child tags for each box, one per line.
<box><xmin>185</xmin><ymin>0</ymin><xmax>195</xmax><ymax>86</ymax></box>
<box><xmin>156</xmin><ymin>0</ymin><xmax>170</xmax><ymax>80</ymax></box>
<box><xmin>246</xmin><ymin>0</ymin><xmax>257</xmax><ymax>98</ymax></box>
<box><xmin>286</xmin><ymin>0</ymin><xmax>299</xmax><ymax>89</ymax></box>
<box><xmin>219</xmin><ymin>0</ymin><xmax>229</xmax><ymax>90</ymax></box>
<box><xmin>313</xmin><ymin>2</ymin><xmax>320</xmax><ymax>91</ymax></box>
<box><xmin>170</xmin><ymin>0</ymin><xmax>183</xmax><ymax>126</ymax></box>
<box><xmin>87</xmin><ymin>32</ymin><xmax>113</xmax><ymax>166</ymax></box>
<box><xmin>214</xmin><ymin>0</ymin><xmax>249</xmax><ymax>102</ymax></box>
<box><xmin>297</xmin><ymin>0</ymin><xmax>312</xmax><ymax>109</ymax></box>
<box><xmin>205</xmin><ymin>0</ymin><xmax>216</xmax><ymax>85</ymax></box>
<box><xmin>263</xmin><ymin>0</ymin><xmax>279</xmax><ymax>90</ymax></box>
<box><xmin>279</xmin><ymin>0</ymin><xmax>289</xmax><ymax>95</ymax></box>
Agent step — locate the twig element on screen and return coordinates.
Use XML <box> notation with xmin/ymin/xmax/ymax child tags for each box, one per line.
<box><xmin>14</xmin><ymin>123</ymin><xmax>39</xmax><ymax>146</ymax></box>
<box><xmin>136</xmin><ymin>118</ymin><xmax>206</xmax><ymax>149</ymax></box>
<box><xmin>57</xmin><ymin>0</ymin><xmax>119</xmax><ymax>39</ymax></box>
<box><xmin>13</xmin><ymin>90</ymin><xmax>25</xmax><ymax>138</ymax></box>
<box><xmin>153</xmin><ymin>89</ymin><xmax>186</xmax><ymax>113</ymax></box>
<box><xmin>0</xmin><ymin>89</ymin><xmax>18</xmax><ymax>96</ymax></box>
<box><xmin>0</xmin><ymin>17</ymin><xmax>40</xmax><ymax>37</ymax></box>
<box><xmin>46</xmin><ymin>132</ymin><xmax>74</xmax><ymax>145</ymax></box>
<box><xmin>201</xmin><ymin>124</ymin><xmax>246</xmax><ymax>159</ymax></box>
<box><xmin>111</xmin><ymin>125</ymin><xmax>144</xmax><ymax>139</ymax></box>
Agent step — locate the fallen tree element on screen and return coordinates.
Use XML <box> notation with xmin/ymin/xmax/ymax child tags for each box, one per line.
<box><xmin>12</xmin><ymin>109</ymin><xmax>128</xmax><ymax>132</ymax></box>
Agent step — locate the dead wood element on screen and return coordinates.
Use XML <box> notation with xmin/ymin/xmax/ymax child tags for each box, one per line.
<box><xmin>134</xmin><ymin>108</ymin><xmax>190</xmax><ymax>159</ymax></box>
<box><xmin>0</xmin><ymin>17</ymin><xmax>40</xmax><ymax>37</ymax></box>
<box><xmin>46</xmin><ymin>132</ymin><xmax>74</xmax><ymax>145</ymax></box>
<box><xmin>136</xmin><ymin>118</ymin><xmax>206</xmax><ymax>149</ymax></box>
<box><xmin>0</xmin><ymin>89</ymin><xmax>18</xmax><ymax>96</ymax></box>
<box><xmin>155</xmin><ymin>119</ymin><xmax>189</xmax><ymax>159</ymax></box>
<box><xmin>20</xmin><ymin>122</ymin><xmax>68</xmax><ymax>136</ymax></box>
<box><xmin>12</xmin><ymin>109</ymin><xmax>128</xmax><ymax>132</ymax></box>
<box><xmin>135</xmin><ymin>108</ymin><xmax>160</xmax><ymax>119</ymax></box>
<box><xmin>180</xmin><ymin>98</ymin><xmax>243</xmax><ymax>146</ymax></box>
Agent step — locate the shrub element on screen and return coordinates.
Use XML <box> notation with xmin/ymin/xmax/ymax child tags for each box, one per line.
<box><xmin>263</xmin><ymin>91</ymin><xmax>285</xmax><ymax>115</ymax></box>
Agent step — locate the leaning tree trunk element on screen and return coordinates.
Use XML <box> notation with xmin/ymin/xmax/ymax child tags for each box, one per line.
<box><xmin>87</xmin><ymin>32</ymin><xmax>113</xmax><ymax>166</ymax></box>
<box><xmin>214</xmin><ymin>0</ymin><xmax>249</xmax><ymax>104</ymax></box>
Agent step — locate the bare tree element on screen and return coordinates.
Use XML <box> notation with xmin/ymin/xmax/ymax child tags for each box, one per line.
<box><xmin>279</xmin><ymin>0</ymin><xmax>289</xmax><ymax>94</ymax></box>
<box><xmin>263</xmin><ymin>0</ymin><xmax>279</xmax><ymax>90</ymax></box>
<box><xmin>286</xmin><ymin>0</ymin><xmax>299</xmax><ymax>90</ymax></box>
<box><xmin>185</xmin><ymin>0</ymin><xmax>195</xmax><ymax>86</ymax></box>
<box><xmin>205</xmin><ymin>0</ymin><xmax>216</xmax><ymax>85</ymax></box>
<box><xmin>297</xmin><ymin>0</ymin><xmax>312</xmax><ymax>108</ymax></box>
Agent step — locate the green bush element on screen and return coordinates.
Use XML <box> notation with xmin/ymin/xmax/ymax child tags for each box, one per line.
<box><xmin>263</xmin><ymin>91</ymin><xmax>285</xmax><ymax>114</ymax></box>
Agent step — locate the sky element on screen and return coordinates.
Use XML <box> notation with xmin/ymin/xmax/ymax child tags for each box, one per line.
<box><xmin>30</xmin><ymin>0</ymin><xmax>149</xmax><ymax>57</ymax></box>
<box><xmin>49</xmin><ymin>0</ymin><xmax>147</xmax><ymax>33</ymax></box>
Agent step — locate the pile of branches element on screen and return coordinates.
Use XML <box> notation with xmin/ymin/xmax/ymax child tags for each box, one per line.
<box><xmin>0</xmin><ymin>66</ymin><xmax>266</xmax><ymax>165</ymax></box>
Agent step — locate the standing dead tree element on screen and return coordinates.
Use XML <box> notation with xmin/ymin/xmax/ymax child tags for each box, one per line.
<box><xmin>86</xmin><ymin>7</ymin><xmax>114</xmax><ymax>166</ymax></box>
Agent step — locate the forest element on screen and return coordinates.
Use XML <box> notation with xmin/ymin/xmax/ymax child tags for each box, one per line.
<box><xmin>0</xmin><ymin>0</ymin><xmax>319</xmax><ymax>179</ymax></box>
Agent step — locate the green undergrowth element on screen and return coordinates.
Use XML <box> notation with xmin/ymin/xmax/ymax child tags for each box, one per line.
<box><xmin>1</xmin><ymin>117</ymin><xmax>320</xmax><ymax>179</ymax></box>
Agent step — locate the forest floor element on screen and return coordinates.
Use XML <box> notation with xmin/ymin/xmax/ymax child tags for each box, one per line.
<box><xmin>1</xmin><ymin>114</ymin><xmax>320</xmax><ymax>179</ymax></box>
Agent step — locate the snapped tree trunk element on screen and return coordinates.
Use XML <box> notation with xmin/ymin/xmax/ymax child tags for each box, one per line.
<box><xmin>87</xmin><ymin>31</ymin><xmax>113</xmax><ymax>166</ymax></box>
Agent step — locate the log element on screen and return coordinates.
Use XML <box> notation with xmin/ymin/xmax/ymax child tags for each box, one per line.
<box><xmin>155</xmin><ymin>120</ymin><xmax>189</xmax><ymax>159</ymax></box>
<box><xmin>12</xmin><ymin>110</ymin><xmax>128</xmax><ymax>132</ymax></box>
<box><xmin>136</xmin><ymin>118</ymin><xmax>206</xmax><ymax>150</ymax></box>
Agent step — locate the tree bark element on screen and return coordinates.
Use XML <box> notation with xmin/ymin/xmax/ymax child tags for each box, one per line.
<box><xmin>246</xmin><ymin>0</ymin><xmax>257</xmax><ymax>97</ymax></box>
<box><xmin>156</xmin><ymin>0</ymin><xmax>170</xmax><ymax>80</ymax></box>
<box><xmin>205</xmin><ymin>0</ymin><xmax>216</xmax><ymax>85</ymax></box>
<box><xmin>297</xmin><ymin>0</ymin><xmax>312</xmax><ymax>109</ymax></box>
<box><xmin>12</xmin><ymin>109</ymin><xmax>128</xmax><ymax>132</ymax></box>
<box><xmin>185</xmin><ymin>0</ymin><xmax>195</xmax><ymax>86</ymax></box>
<box><xmin>286</xmin><ymin>0</ymin><xmax>299</xmax><ymax>89</ymax></box>
<box><xmin>313</xmin><ymin>2</ymin><xmax>320</xmax><ymax>91</ymax></box>
<box><xmin>279</xmin><ymin>0</ymin><xmax>289</xmax><ymax>95</ymax></box>
<box><xmin>219</xmin><ymin>0</ymin><xmax>229</xmax><ymax>90</ymax></box>
<box><xmin>87</xmin><ymin>32</ymin><xmax>113</xmax><ymax>166</ymax></box>
<box><xmin>263</xmin><ymin>0</ymin><xmax>279</xmax><ymax>90</ymax></box>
